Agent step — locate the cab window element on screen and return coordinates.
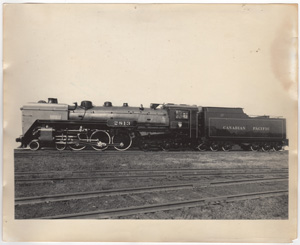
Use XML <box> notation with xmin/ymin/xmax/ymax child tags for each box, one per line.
<box><xmin>176</xmin><ymin>110</ymin><xmax>189</xmax><ymax>120</ymax></box>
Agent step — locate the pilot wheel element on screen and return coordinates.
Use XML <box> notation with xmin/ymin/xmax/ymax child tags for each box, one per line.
<box><xmin>69</xmin><ymin>133</ymin><xmax>88</xmax><ymax>151</ymax></box>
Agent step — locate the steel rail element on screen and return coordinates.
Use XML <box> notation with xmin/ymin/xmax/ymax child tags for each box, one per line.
<box><xmin>14</xmin><ymin>167</ymin><xmax>287</xmax><ymax>176</ymax></box>
<box><xmin>15</xmin><ymin>183</ymin><xmax>194</xmax><ymax>205</ymax></box>
<box><xmin>14</xmin><ymin>170</ymin><xmax>288</xmax><ymax>183</ymax></box>
<box><xmin>15</xmin><ymin>177</ymin><xmax>288</xmax><ymax>205</ymax></box>
<box><xmin>38</xmin><ymin>189</ymin><xmax>288</xmax><ymax>219</ymax></box>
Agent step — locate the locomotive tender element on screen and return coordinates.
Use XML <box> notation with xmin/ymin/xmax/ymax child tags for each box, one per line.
<box><xmin>16</xmin><ymin>98</ymin><xmax>288</xmax><ymax>152</ymax></box>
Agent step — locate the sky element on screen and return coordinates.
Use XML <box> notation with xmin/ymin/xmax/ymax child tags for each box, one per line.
<box><xmin>3</xmin><ymin>4</ymin><xmax>298</xmax><ymax>138</ymax></box>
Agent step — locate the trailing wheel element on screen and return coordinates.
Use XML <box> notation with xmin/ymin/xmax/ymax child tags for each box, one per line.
<box><xmin>90</xmin><ymin>130</ymin><xmax>111</xmax><ymax>151</ymax></box>
<box><xmin>29</xmin><ymin>139</ymin><xmax>40</xmax><ymax>151</ymax></box>
<box><xmin>210</xmin><ymin>142</ymin><xmax>219</xmax><ymax>152</ymax></box>
<box><xmin>69</xmin><ymin>133</ymin><xmax>88</xmax><ymax>151</ymax></box>
<box><xmin>112</xmin><ymin>132</ymin><xmax>132</xmax><ymax>151</ymax></box>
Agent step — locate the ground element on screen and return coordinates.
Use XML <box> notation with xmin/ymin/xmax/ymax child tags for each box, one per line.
<box><xmin>15</xmin><ymin>149</ymin><xmax>288</xmax><ymax>219</ymax></box>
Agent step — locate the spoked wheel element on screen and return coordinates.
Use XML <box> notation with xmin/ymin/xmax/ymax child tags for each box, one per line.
<box><xmin>29</xmin><ymin>139</ymin><xmax>40</xmax><ymax>151</ymax></box>
<box><xmin>197</xmin><ymin>143</ymin><xmax>207</xmax><ymax>151</ymax></box>
<box><xmin>69</xmin><ymin>133</ymin><xmax>88</xmax><ymax>151</ymax></box>
<box><xmin>210</xmin><ymin>143</ymin><xmax>219</xmax><ymax>152</ymax></box>
<box><xmin>250</xmin><ymin>144</ymin><xmax>260</xmax><ymax>152</ymax></box>
<box><xmin>112</xmin><ymin>132</ymin><xmax>132</xmax><ymax>151</ymax></box>
<box><xmin>222</xmin><ymin>143</ymin><xmax>232</xmax><ymax>152</ymax></box>
<box><xmin>55</xmin><ymin>133</ymin><xmax>67</xmax><ymax>151</ymax></box>
<box><xmin>261</xmin><ymin>144</ymin><xmax>272</xmax><ymax>152</ymax></box>
<box><xmin>90</xmin><ymin>130</ymin><xmax>111</xmax><ymax>151</ymax></box>
<box><xmin>55</xmin><ymin>142</ymin><xmax>66</xmax><ymax>151</ymax></box>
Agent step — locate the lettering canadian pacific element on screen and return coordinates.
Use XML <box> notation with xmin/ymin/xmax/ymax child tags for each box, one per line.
<box><xmin>222</xmin><ymin>126</ymin><xmax>270</xmax><ymax>131</ymax></box>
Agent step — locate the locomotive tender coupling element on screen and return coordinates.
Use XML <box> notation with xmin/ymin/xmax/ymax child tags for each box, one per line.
<box><xmin>16</xmin><ymin>98</ymin><xmax>288</xmax><ymax>152</ymax></box>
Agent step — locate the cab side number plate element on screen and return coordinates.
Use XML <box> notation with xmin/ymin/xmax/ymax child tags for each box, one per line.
<box><xmin>107</xmin><ymin>120</ymin><xmax>136</xmax><ymax>127</ymax></box>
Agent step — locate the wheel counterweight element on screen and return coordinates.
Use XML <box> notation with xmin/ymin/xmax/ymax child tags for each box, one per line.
<box><xmin>90</xmin><ymin>130</ymin><xmax>111</xmax><ymax>151</ymax></box>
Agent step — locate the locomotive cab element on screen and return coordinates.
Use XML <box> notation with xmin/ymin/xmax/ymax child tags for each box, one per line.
<box><xmin>164</xmin><ymin>104</ymin><xmax>199</xmax><ymax>138</ymax></box>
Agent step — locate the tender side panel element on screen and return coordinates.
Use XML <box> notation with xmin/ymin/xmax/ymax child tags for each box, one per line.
<box><xmin>207</xmin><ymin>118</ymin><xmax>285</xmax><ymax>140</ymax></box>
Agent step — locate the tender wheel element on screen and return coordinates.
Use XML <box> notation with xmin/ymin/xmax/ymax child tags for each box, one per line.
<box><xmin>29</xmin><ymin>139</ymin><xmax>40</xmax><ymax>151</ymax></box>
<box><xmin>273</xmin><ymin>144</ymin><xmax>283</xmax><ymax>151</ymax></box>
<box><xmin>112</xmin><ymin>132</ymin><xmax>132</xmax><ymax>151</ymax></box>
<box><xmin>197</xmin><ymin>143</ymin><xmax>207</xmax><ymax>151</ymax></box>
<box><xmin>210</xmin><ymin>143</ymin><xmax>219</xmax><ymax>152</ymax></box>
<box><xmin>90</xmin><ymin>130</ymin><xmax>111</xmax><ymax>151</ymax></box>
<box><xmin>69</xmin><ymin>133</ymin><xmax>88</xmax><ymax>151</ymax></box>
<box><xmin>250</xmin><ymin>144</ymin><xmax>260</xmax><ymax>152</ymax></box>
<box><xmin>222</xmin><ymin>143</ymin><xmax>232</xmax><ymax>152</ymax></box>
<box><xmin>261</xmin><ymin>144</ymin><xmax>272</xmax><ymax>152</ymax></box>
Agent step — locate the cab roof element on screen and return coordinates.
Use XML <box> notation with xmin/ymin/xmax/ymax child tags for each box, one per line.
<box><xmin>163</xmin><ymin>103</ymin><xmax>198</xmax><ymax>109</ymax></box>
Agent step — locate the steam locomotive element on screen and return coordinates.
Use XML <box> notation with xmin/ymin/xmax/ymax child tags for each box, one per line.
<box><xmin>16</xmin><ymin>98</ymin><xmax>288</xmax><ymax>152</ymax></box>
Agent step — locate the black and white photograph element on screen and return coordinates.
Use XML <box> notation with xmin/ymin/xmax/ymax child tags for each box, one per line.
<box><xmin>3</xmin><ymin>3</ymin><xmax>297</xmax><ymax>242</ymax></box>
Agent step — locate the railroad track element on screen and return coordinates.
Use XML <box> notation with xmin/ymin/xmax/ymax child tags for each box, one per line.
<box><xmin>38</xmin><ymin>189</ymin><xmax>288</xmax><ymax>219</ymax></box>
<box><xmin>14</xmin><ymin>169</ymin><xmax>288</xmax><ymax>183</ymax></box>
<box><xmin>14</xmin><ymin>167</ymin><xmax>287</xmax><ymax>176</ymax></box>
<box><xmin>15</xmin><ymin>177</ymin><xmax>288</xmax><ymax>205</ymax></box>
